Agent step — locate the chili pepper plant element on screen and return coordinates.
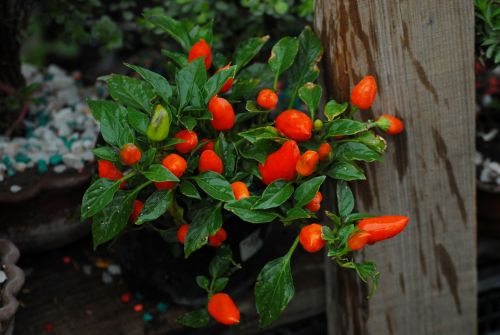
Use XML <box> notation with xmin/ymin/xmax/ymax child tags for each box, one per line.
<box><xmin>81</xmin><ymin>13</ymin><xmax>408</xmax><ymax>328</ymax></box>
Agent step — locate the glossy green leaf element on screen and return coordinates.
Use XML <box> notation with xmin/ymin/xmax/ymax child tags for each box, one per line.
<box><xmin>204</xmin><ymin>65</ymin><xmax>236</xmax><ymax>102</ymax></box>
<box><xmin>238</xmin><ymin>126</ymin><xmax>280</xmax><ymax>143</ymax></box>
<box><xmin>268</xmin><ymin>36</ymin><xmax>299</xmax><ymax>80</ymax></box>
<box><xmin>136</xmin><ymin>190</ymin><xmax>173</xmax><ymax>225</ymax></box>
<box><xmin>146</xmin><ymin>15</ymin><xmax>191</xmax><ymax>51</ymax></box>
<box><xmin>337</xmin><ymin>180</ymin><xmax>354</xmax><ymax>217</ymax></box>
<box><xmin>184</xmin><ymin>204</ymin><xmax>222</xmax><ymax>257</ymax></box>
<box><xmin>325</xmin><ymin>119</ymin><xmax>367</xmax><ymax>137</ymax></box>
<box><xmin>81</xmin><ymin>178</ymin><xmax>121</xmax><ymax>220</ymax></box>
<box><xmin>107</xmin><ymin>74</ymin><xmax>155</xmax><ymax>112</ymax></box>
<box><xmin>215</xmin><ymin>133</ymin><xmax>237</xmax><ymax>177</ymax></box>
<box><xmin>195</xmin><ymin>275</ymin><xmax>210</xmax><ymax>290</ymax></box>
<box><xmin>239</xmin><ymin>140</ymin><xmax>280</xmax><ymax>164</ymax></box>
<box><xmin>293</xmin><ymin>176</ymin><xmax>326</xmax><ymax>207</ymax></box>
<box><xmin>99</xmin><ymin>104</ymin><xmax>134</xmax><ymax>147</ymax></box>
<box><xmin>143</xmin><ymin>164</ymin><xmax>179</xmax><ymax>182</ymax></box>
<box><xmin>355</xmin><ymin>131</ymin><xmax>387</xmax><ymax>154</ymax></box>
<box><xmin>233</xmin><ymin>35</ymin><xmax>270</xmax><ymax>72</ymax></box>
<box><xmin>179</xmin><ymin>180</ymin><xmax>201</xmax><ymax>199</ymax></box>
<box><xmin>127</xmin><ymin>107</ymin><xmax>149</xmax><ymax>135</ymax></box>
<box><xmin>224</xmin><ymin>197</ymin><xmax>279</xmax><ymax>224</ymax></box>
<box><xmin>161</xmin><ymin>49</ymin><xmax>188</xmax><ymax>67</ymax></box>
<box><xmin>324</xmin><ymin>99</ymin><xmax>348</xmax><ymax>121</ymax></box>
<box><xmin>177</xmin><ymin>309</ymin><xmax>210</xmax><ymax>328</ymax></box>
<box><xmin>124</xmin><ymin>63</ymin><xmax>172</xmax><ymax>103</ymax></box>
<box><xmin>194</xmin><ymin>171</ymin><xmax>235</xmax><ymax>202</ymax></box>
<box><xmin>87</xmin><ymin>99</ymin><xmax>120</xmax><ymax>122</ymax></box>
<box><xmin>92</xmin><ymin>146</ymin><xmax>119</xmax><ymax>163</ymax></box>
<box><xmin>327</xmin><ymin>161</ymin><xmax>366</xmax><ymax>181</ymax></box>
<box><xmin>209</xmin><ymin>245</ymin><xmax>233</xmax><ymax>278</ymax></box>
<box><xmin>176</xmin><ymin>58</ymin><xmax>206</xmax><ymax>109</ymax></box>
<box><xmin>213</xmin><ymin>277</ymin><xmax>229</xmax><ymax>292</ymax></box>
<box><xmin>252</xmin><ymin>180</ymin><xmax>294</xmax><ymax>209</ymax></box>
<box><xmin>298</xmin><ymin>82</ymin><xmax>322</xmax><ymax>119</ymax></box>
<box><xmin>281</xmin><ymin>207</ymin><xmax>314</xmax><ymax>224</ymax></box>
<box><xmin>255</xmin><ymin>255</ymin><xmax>294</xmax><ymax>327</ymax></box>
<box><xmin>335</xmin><ymin>142</ymin><xmax>381</xmax><ymax>162</ymax></box>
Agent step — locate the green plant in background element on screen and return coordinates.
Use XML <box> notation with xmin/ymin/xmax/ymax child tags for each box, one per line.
<box><xmin>475</xmin><ymin>0</ymin><xmax>500</xmax><ymax>63</ymax></box>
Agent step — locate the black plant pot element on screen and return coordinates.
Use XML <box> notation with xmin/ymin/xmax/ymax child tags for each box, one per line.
<box><xmin>112</xmin><ymin>217</ymin><xmax>291</xmax><ymax>306</ymax></box>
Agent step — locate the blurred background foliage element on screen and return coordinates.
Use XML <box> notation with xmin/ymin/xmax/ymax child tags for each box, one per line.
<box><xmin>475</xmin><ymin>0</ymin><xmax>500</xmax><ymax>64</ymax></box>
<box><xmin>23</xmin><ymin>0</ymin><xmax>313</xmax><ymax>72</ymax></box>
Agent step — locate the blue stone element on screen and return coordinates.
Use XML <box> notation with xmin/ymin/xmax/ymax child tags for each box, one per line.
<box><xmin>37</xmin><ymin>160</ymin><xmax>48</xmax><ymax>174</ymax></box>
<box><xmin>156</xmin><ymin>302</ymin><xmax>169</xmax><ymax>313</ymax></box>
<box><xmin>15</xmin><ymin>153</ymin><xmax>30</xmax><ymax>163</ymax></box>
<box><xmin>143</xmin><ymin>312</ymin><xmax>154</xmax><ymax>322</ymax></box>
<box><xmin>49</xmin><ymin>154</ymin><xmax>63</xmax><ymax>165</ymax></box>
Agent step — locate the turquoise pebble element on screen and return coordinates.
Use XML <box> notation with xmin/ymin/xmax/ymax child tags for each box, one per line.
<box><xmin>49</xmin><ymin>154</ymin><xmax>63</xmax><ymax>165</ymax></box>
<box><xmin>7</xmin><ymin>169</ymin><xmax>15</xmax><ymax>177</ymax></box>
<box><xmin>2</xmin><ymin>156</ymin><xmax>12</xmax><ymax>167</ymax></box>
<box><xmin>15</xmin><ymin>153</ymin><xmax>30</xmax><ymax>164</ymax></box>
<box><xmin>37</xmin><ymin>160</ymin><xmax>48</xmax><ymax>174</ymax></box>
<box><xmin>143</xmin><ymin>313</ymin><xmax>154</xmax><ymax>322</ymax></box>
<box><xmin>156</xmin><ymin>302</ymin><xmax>169</xmax><ymax>313</ymax></box>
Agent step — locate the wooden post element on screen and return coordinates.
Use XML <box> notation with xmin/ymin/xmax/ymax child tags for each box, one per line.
<box><xmin>315</xmin><ymin>1</ymin><xmax>476</xmax><ymax>334</ymax></box>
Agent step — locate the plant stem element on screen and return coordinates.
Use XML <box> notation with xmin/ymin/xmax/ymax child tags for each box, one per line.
<box><xmin>285</xmin><ymin>236</ymin><xmax>300</xmax><ymax>260</ymax></box>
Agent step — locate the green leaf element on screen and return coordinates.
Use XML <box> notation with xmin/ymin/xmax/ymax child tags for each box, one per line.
<box><xmin>127</xmin><ymin>107</ymin><xmax>149</xmax><ymax>135</ymax></box>
<box><xmin>324</xmin><ymin>100</ymin><xmax>348</xmax><ymax>121</ymax></box>
<box><xmin>99</xmin><ymin>104</ymin><xmax>134</xmax><ymax>147</ymax></box>
<box><xmin>325</xmin><ymin>119</ymin><xmax>367</xmax><ymax>137</ymax></box>
<box><xmin>213</xmin><ymin>277</ymin><xmax>229</xmax><ymax>292</ymax></box>
<box><xmin>189</xmin><ymin>21</ymin><xmax>213</xmax><ymax>45</ymax></box>
<box><xmin>268</xmin><ymin>37</ymin><xmax>299</xmax><ymax>82</ymax></box>
<box><xmin>136</xmin><ymin>190</ymin><xmax>173</xmax><ymax>225</ymax></box>
<box><xmin>81</xmin><ymin>179</ymin><xmax>121</xmax><ymax>220</ymax></box>
<box><xmin>176</xmin><ymin>58</ymin><xmax>206</xmax><ymax>109</ymax></box>
<box><xmin>177</xmin><ymin>309</ymin><xmax>210</xmax><ymax>328</ymax></box>
<box><xmin>344</xmin><ymin>212</ymin><xmax>374</xmax><ymax>224</ymax></box>
<box><xmin>335</xmin><ymin>142</ymin><xmax>381</xmax><ymax>162</ymax></box>
<box><xmin>355</xmin><ymin>131</ymin><xmax>387</xmax><ymax>154</ymax></box>
<box><xmin>92</xmin><ymin>191</ymin><xmax>136</xmax><ymax>248</ymax></box>
<box><xmin>233</xmin><ymin>35</ymin><xmax>270</xmax><ymax>72</ymax></box>
<box><xmin>252</xmin><ymin>180</ymin><xmax>294</xmax><ymax>209</ymax></box>
<box><xmin>224</xmin><ymin>197</ymin><xmax>279</xmax><ymax>224</ymax></box>
<box><xmin>124</xmin><ymin>63</ymin><xmax>172</xmax><ymax>103</ymax></box>
<box><xmin>92</xmin><ymin>146</ymin><xmax>119</xmax><ymax>163</ymax></box>
<box><xmin>194</xmin><ymin>172</ymin><xmax>235</xmax><ymax>202</ymax></box>
<box><xmin>288</xmin><ymin>27</ymin><xmax>323</xmax><ymax>94</ymax></box>
<box><xmin>141</xmin><ymin>148</ymin><xmax>156</xmax><ymax>166</ymax></box>
<box><xmin>255</xmin><ymin>255</ymin><xmax>295</xmax><ymax>327</ymax></box>
<box><xmin>298</xmin><ymin>82</ymin><xmax>322</xmax><ymax>119</ymax></box>
<box><xmin>143</xmin><ymin>164</ymin><xmax>179</xmax><ymax>182</ymax></box>
<box><xmin>353</xmin><ymin>261</ymin><xmax>380</xmax><ymax>298</ymax></box>
<box><xmin>107</xmin><ymin>74</ymin><xmax>155</xmax><ymax>112</ymax></box>
<box><xmin>195</xmin><ymin>275</ymin><xmax>210</xmax><ymax>290</ymax></box>
<box><xmin>87</xmin><ymin>99</ymin><xmax>120</xmax><ymax>122</ymax></box>
<box><xmin>238</xmin><ymin>126</ymin><xmax>280</xmax><ymax>143</ymax></box>
<box><xmin>204</xmin><ymin>65</ymin><xmax>236</xmax><ymax>102</ymax></box>
<box><xmin>239</xmin><ymin>140</ymin><xmax>280</xmax><ymax>164</ymax></box>
<box><xmin>179</xmin><ymin>180</ymin><xmax>201</xmax><ymax>199</ymax></box>
<box><xmin>230</xmin><ymin>63</ymin><xmax>274</xmax><ymax>100</ymax></box>
<box><xmin>293</xmin><ymin>176</ymin><xmax>326</xmax><ymax>207</ymax></box>
<box><xmin>215</xmin><ymin>133</ymin><xmax>237</xmax><ymax>177</ymax></box>
<box><xmin>281</xmin><ymin>207</ymin><xmax>314</xmax><ymax>224</ymax></box>
<box><xmin>327</xmin><ymin>161</ymin><xmax>366</xmax><ymax>181</ymax></box>
<box><xmin>162</xmin><ymin>49</ymin><xmax>188</xmax><ymax>67</ymax></box>
<box><xmin>184</xmin><ymin>204</ymin><xmax>222</xmax><ymax>257</ymax></box>
<box><xmin>337</xmin><ymin>180</ymin><xmax>354</xmax><ymax>217</ymax></box>
<box><xmin>146</xmin><ymin>15</ymin><xmax>191</xmax><ymax>51</ymax></box>
<box><xmin>209</xmin><ymin>245</ymin><xmax>233</xmax><ymax>278</ymax></box>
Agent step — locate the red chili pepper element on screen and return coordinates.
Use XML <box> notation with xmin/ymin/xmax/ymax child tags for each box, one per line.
<box><xmin>275</xmin><ymin>109</ymin><xmax>313</xmax><ymax>142</ymax></box>
<box><xmin>98</xmin><ymin>160</ymin><xmax>123</xmax><ymax>181</ymax></box>
<box><xmin>208</xmin><ymin>227</ymin><xmax>227</xmax><ymax>247</ymax></box>
<box><xmin>258</xmin><ymin>140</ymin><xmax>300</xmax><ymax>185</ymax></box>
<box><xmin>257</xmin><ymin>88</ymin><xmax>279</xmax><ymax>110</ymax></box>
<box><xmin>347</xmin><ymin>230</ymin><xmax>371</xmax><ymax>251</ymax></box>
<box><xmin>357</xmin><ymin>215</ymin><xmax>409</xmax><ymax>243</ymax></box>
<box><xmin>200</xmin><ymin>138</ymin><xmax>215</xmax><ymax>152</ymax></box>
<box><xmin>129</xmin><ymin>200</ymin><xmax>144</xmax><ymax>223</ymax></box>
<box><xmin>304</xmin><ymin>191</ymin><xmax>323</xmax><ymax>212</ymax></box>
<box><xmin>317</xmin><ymin>143</ymin><xmax>332</xmax><ymax>161</ymax></box>
<box><xmin>120</xmin><ymin>143</ymin><xmax>141</xmax><ymax>165</ymax></box>
<box><xmin>174</xmin><ymin>130</ymin><xmax>199</xmax><ymax>154</ymax></box>
<box><xmin>216</xmin><ymin>64</ymin><xmax>234</xmax><ymax>93</ymax></box>
<box><xmin>231</xmin><ymin>181</ymin><xmax>250</xmax><ymax>200</ymax></box>
<box><xmin>155</xmin><ymin>153</ymin><xmax>187</xmax><ymax>190</ymax></box>
<box><xmin>207</xmin><ymin>293</ymin><xmax>240</xmax><ymax>325</ymax></box>
<box><xmin>376</xmin><ymin>114</ymin><xmax>404</xmax><ymax>135</ymax></box>
<box><xmin>208</xmin><ymin>96</ymin><xmax>235</xmax><ymax>131</ymax></box>
<box><xmin>199</xmin><ymin>149</ymin><xmax>223</xmax><ymax>174</ymax></box>
<box><xmin>299</xmin><ymin>223</ymin><xmax>325</xmax><ymax>253</ymax></box>
<box><xmin>351</xmin><ymin>75</ymin><xmax>377</xmax><ymax>110</ymax></box>
<box><xmin>177</xmin><ymin>224</ymin><xmax>189</xmax><ymax>244</ymax></box>
<box><xmin>188</xmin><ymin>39</ymin><xmax>212</xmax><ymax>69</ymax></box>
<box><xmin>296</xmin><ymin>150</ymin><xmax>319</xmax><ymax>177</ymax></box>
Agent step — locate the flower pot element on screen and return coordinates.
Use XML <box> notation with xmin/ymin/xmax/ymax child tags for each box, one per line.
<box><xmin>112</xmin><ymin>218</ymin><xmax>290</xmax><ymax>306</ymax></box>
<box><xmin>0</xmin><ymin>239</ymin><xmax>25</xmax><ymax>335</ymax></box>
<box><xmin>0</xmin><ymin>166</ymin><xmax>93</xmax><ymax>253</ymax></box>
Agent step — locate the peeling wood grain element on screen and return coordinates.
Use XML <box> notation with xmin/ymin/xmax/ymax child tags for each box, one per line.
<box><xmin>316</xmin><ymin>1</ymin><xmax>476</xmax><ymax>334</ymax></box>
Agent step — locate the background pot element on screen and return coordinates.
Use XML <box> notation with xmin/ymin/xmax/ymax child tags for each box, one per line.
<box><xmin>0</xmin><ymin>165</ymin><xmax>93</xmax><ymax>253</ymax></box>
<box><xmin>112</xmin><ymin>217</ymin><xmax>291</xmax><ymax>306</ymax></box>
<box><xmin>0</xmin><ymin>239</ymin><xmax>25</xmax><ymax>335</ymax></box>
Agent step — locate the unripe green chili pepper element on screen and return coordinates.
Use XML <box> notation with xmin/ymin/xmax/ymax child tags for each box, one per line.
<box><xmin>313</xmin><ymin>119</ymin><xmax>323</xmax><ymax>131</ymax></box>
<box><xmin>146</xmin><ymin>104</ymin><xmax>170</xmax><ymax>142</ymax></box>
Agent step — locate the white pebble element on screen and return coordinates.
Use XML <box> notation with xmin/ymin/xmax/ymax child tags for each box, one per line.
<box><xmin>82</xmin><ymin>265</ymin><xmax>92</xmax><ymax>276</ymax></box>
<box><xmin>107</xmin><ymin>264</ymin><xmax>122</xmax><ymax>276</ymax></box>
<box><xmin>101</xmin><ymin>272</ymin><xmax>113</xmax><ymax>285</ymax></box>
<box><xmin>0</xmin><ymin>270</ymin><xmax>6</xmax><ymax>284</ymax></box>
<box><xmin>10</xmin><ymin>185</ymin><xmax>22</xmax><ymax>193</ymax></box>
<box><xmin>53</xmin><ymin>165</ymin><xmax>67</xmax><ymax>173</ymax></box>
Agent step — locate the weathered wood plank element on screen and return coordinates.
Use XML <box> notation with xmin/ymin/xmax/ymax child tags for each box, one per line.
<box><xmin>314</xmin><ymin>1</ymin><xmax>476</xmax><ymax>334</ymax></box>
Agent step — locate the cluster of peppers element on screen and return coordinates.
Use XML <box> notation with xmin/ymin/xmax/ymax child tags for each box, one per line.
<box><xmin>84</xmin><ymin>14</ymin><xmax>408</xmax><ymax>328</ymax></box>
